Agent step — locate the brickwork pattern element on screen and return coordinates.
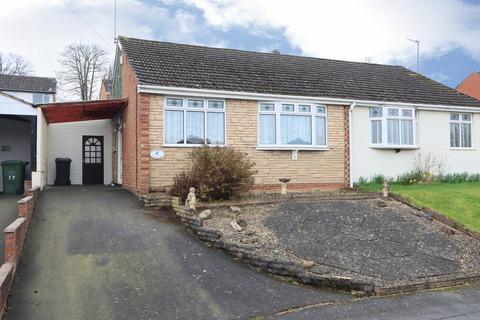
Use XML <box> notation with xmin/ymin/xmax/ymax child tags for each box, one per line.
<box><xmin>148</xmin><ymin>95</ymin><xmax>348</xmax><ymax>191</ymax></box>
<box><xmin>120</xmin><ymin>54</ymin><xmax>139</xmax><ymax>193</ymax></box>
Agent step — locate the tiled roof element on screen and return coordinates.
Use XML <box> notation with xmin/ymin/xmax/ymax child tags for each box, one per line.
<box><xmin>119</xmin><ymin>36</ymin><xmax>480</xmax><ymax>108</ymax></box>
<box><xmin>0</xmin><ymin>74</ymin><xmax>56</xmax><ymax>93</ymax></box>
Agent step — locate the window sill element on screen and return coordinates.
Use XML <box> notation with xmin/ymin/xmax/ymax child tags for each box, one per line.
<box><xmin>369</xmin><ymin>145</ymin><xmax>419</xmax><ymax>150</ymax></box>
<box><xmin>256</xmin><ymin>146</ymin><xmax>331</xmax><ymax>151</ymax></box>
<box><xmin>163</xmin><ymin>144</ymin><xmax>226</xmax><ymax>148</ymax></box>
<box><xmin>450</xmin><ymin>147</ymin><xmax>476</xmax><ymax>151</ymax></box>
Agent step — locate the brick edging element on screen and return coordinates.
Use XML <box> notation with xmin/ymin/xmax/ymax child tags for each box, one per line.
<box><xmin>164</xmin><ymin>192</ymin><xmax>381</xmax><ymax>211</ymax></box>
<box><xmin>375</xmin><ymin>275</ymin><xmax>480</xmax><ymax>296</ymax></box>
<box><xmin>0</xmin><ymin>187</ymin><xmax>41</xmax><ymax>318</ymax></box>
<box><xmin>175</xmin><ymin>206</ymin><xmax>375</xmax><ymax>296</ymax></box>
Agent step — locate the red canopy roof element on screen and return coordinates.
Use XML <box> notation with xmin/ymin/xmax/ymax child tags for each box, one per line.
<box><xmin>40</xmin><ymin>98</ymin><xmax>128</xmax><ymax>124</ymax></box>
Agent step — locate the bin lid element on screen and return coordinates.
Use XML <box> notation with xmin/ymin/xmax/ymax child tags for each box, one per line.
<box><xmin>55</xmin><ymin>158</ymin><xmax>72</xmax><ymax>162</ymax></box>
<box><xmin>1</xmin><ymin>160</ymin><xmax>29</xmax><ymax>166</ymax></box>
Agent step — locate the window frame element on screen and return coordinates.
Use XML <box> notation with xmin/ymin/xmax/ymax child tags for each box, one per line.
<box><xmin>450</xmin><ymin>112</ymin><xmax>473</xmax><ymax>150</ymax></box>
<box><xmin>32</xmin><ymin>93</ymin><xmax>51</xmax><ymax>104</ymax></box>
<box><xmin>257</xmin><ymin>101</ymin><xmax>328</xmax><ymax>150</ymax></box>
<box><xmin>369</xmin><ymin>106</ymin><xmax>418</xmax><ymax>149</ymax></box>
<box><xmin>163</xmin><ymin>96</ymin><xmax>227</xmax><ymax>147</ymax></box>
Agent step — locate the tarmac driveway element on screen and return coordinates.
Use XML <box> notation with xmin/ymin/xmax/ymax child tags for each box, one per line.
<box><xmin>5</xmin><ymin>186</ymin><xmax>350</xmax><ymax>320</ymax></box>
<box><xmin>6</xmin><ymin>186</ymin><xmax>480</xmax><ymax>320</ymax></box>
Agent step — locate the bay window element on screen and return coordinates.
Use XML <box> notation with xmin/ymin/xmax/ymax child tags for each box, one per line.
<box><xmin>164</xmin><ymin>97</ymin><xmax>225</xmax><ymax>145</ymax></box>
<box><xmin>369</xmin><ymin>107</ymin><xmax>416</xmax><ymax>147</ymax></box>
<box><xmin>450</xmin><ymin>113</ymin><xmax>472</xmax><ymax>148</ymax></box>
<box><xmin>258</xmin><ymin>102</ymin><xmax>327</xmax><ymax>148</ymax></box>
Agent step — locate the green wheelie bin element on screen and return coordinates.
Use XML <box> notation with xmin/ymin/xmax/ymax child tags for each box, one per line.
<box><xmin>1</xmin><ymin>160</ymin><xmax>28</xmax><ymax>195</ymax></box>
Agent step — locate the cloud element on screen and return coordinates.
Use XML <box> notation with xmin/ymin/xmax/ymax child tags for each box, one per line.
<box><xmin>0</xmin><ymin>0</ymin><xmax>228</xmax><ymax>99</ymax></box>
<box><xmin>184</xmin><ymin>0</ymin><xmax>480</xmax><ymax>65</ymax></box>
<box><xmin>0</xmin><ymin>0</ymin><xmax>223</xmax><ymax>78</ymax></box>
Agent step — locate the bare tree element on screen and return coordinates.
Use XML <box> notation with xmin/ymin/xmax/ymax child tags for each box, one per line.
<box><xmin>0</xmin><ymin>52</ymin><xmax>33</xmax><ymax>76</ymax></box>
<box><xmin>57</xmin><ymin>43</ymin><xmax>109</xmax><ymax>100</ymax></box>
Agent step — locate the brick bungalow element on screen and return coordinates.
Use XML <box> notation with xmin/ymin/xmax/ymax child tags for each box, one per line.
<box><xmin>108</xmin><ymin>36</ymin><xmax>480</xmax><ymax>195</ymax></box>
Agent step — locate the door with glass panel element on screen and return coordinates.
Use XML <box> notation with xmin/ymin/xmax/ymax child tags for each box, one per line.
<box><xmin>82</xmin><ymin>136</ymin><xmax>104</xmax><ymax>185</ymax></box>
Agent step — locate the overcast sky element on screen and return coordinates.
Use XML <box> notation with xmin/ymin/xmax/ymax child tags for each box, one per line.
<box><xmin>2</xmin><ymin>0</ymin><xmax>480</xmax><ymax>92</ymax></box>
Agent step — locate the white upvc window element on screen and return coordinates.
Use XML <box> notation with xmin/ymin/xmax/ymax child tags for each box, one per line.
<box><xmin>450</xmin><ymin>113</ymin><xmax>472</xmax><ymax>148</ymax></box>
<box><xmin>258</xmin><ymin>102</ymin><xmax>327</xmax><ymax>149</ymax></box>
<box><xmin>32</xmin><ymin>93</ymin><xmax>51</xmax><ymax>104</ymax></box>
<box><xmin>369</xmin><ymin>107</ymin><xmax>416</xmax><ymax>147</ymax></box>
<box><xmin>164</xmin><ymin>97</ymin><xmax>226</xmax><ymax>146</ymax></box>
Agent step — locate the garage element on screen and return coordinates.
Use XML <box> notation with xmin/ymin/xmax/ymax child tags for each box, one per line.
<box><xmin>0</xmin><ymin>92</ymin><xmax>36</xmax><ymax>193</ymax></box>
<box><xmin>40</xmin><ymin>99</ymin><xmax>127</xmax><ymax>187</ymax></box>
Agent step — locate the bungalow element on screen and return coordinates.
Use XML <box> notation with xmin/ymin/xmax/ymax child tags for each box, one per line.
<box><xmin>103</xmin><ymin>36</ymin><xmax>480</xmax><ymax>194</ymax></box>
<box><xmin>0</xmin><ymin>74</ymin><xmax>56</xmax><ymax>192</ymax></box>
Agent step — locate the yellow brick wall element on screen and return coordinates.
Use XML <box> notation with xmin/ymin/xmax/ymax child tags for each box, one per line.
<box><xmin>149</xmin><ymin>95</ymin><xmax>347</xmax><ymax>191</ymax></box>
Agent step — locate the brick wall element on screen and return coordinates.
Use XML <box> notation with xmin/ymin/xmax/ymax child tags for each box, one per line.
<box><xmin>456</xmin><ymin>73</ymin><xmax>480</xmax><ymax>100</ymax></box>
<box><xmin>120</xmin><ymin>54</ymin><xmax>139</xmax><ymax>193</ymax></box>
<box><xmin>148</xmin><ymin>95</ymin><xmax>348</xmax><ymax>192</ymax></box>
<box><xmin>137</xmin><ymin>94</ymin><xmax>150</xmax><ymax>194</ymax></box>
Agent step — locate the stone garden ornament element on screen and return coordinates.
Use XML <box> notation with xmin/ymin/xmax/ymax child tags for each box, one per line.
<box><xmin>185</xmin><ymin>187</ymin><xmax>197</xmax><ymax>211</ymax></box>
<box><xmin>383</xmin><ymin>178</ymin><xmax>389</xmax><ymax>198</ymax></box>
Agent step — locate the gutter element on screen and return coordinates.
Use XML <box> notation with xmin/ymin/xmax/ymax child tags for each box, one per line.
<box><xmin>348</xmin><ymin>102</ymin><xmax>356</xmax><ymax>188</ymax></box>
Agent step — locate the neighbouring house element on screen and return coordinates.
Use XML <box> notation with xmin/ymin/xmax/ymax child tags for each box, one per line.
<box><xmin>99</xmin><ymin>79</ymin><xmax>112</xmax><ymax>99</ymax></box>
<box><xmin>0</xmin><ymin>74</ymin><xmax>56</xmax><ymax>192</ymax></box>
<box><xmin>102</xmin><ymin>36</ymin><xmax>480</xmax><ymax>195</ymax></box>
<box><xmin>457</xmin><ymin>72</ymin><xmax>480</xmax><ymax>100</ymax></box>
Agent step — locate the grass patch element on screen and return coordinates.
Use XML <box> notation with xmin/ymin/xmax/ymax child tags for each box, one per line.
<box><xmin>357</xmin><ymin>182</ymin><xmax>480</xmax><ymax>232</ymax></box>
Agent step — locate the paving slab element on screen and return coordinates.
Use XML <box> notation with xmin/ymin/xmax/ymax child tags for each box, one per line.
<box><xmin>5</xmin><ymin>186</ymin><xmax>351</xmax><ymax>320</ymax></box>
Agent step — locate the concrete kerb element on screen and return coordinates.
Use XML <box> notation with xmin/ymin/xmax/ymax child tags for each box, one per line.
<box><xmin>174</xmin><ymin>205</ymin><xmax>376</xmax><ymax>296</ymax></box>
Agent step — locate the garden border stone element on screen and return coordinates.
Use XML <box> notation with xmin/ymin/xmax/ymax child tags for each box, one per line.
<box><xmin>174</xmin><ymin>205</ymin><xmax>376</xmax><ymax>296</ymax></box>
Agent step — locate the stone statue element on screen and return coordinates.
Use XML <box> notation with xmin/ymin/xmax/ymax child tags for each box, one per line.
<box><xmin>383</xmin><ymin>178</ymin><xmax>389</xmax><ymax>198</ymax></box>
<box><xmin>185</xmin><ymin>187</ymin><xmax>197</xmax><ymax>211</ymax></box>
<box><xmin>279</xmin><ymin>178</ymin><xmax>291</xmax><ymax>196</ymax></box>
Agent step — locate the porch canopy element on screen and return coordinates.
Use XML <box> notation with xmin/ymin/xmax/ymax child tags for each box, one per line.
<box><xmin>40</xmin><ymin>98</ymin><xmax>128</xmax><ymax>123</ymax></box>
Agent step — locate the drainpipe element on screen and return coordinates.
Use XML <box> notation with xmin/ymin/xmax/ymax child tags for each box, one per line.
<box><xmin>348</xmin><ymin>101</ymin><xmax>356</xmax><ymax>188</ymax></box>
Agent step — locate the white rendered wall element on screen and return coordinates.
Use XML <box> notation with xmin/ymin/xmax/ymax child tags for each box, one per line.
<box><xmin>3</xmin><ymin>91</ymin><xmax>54</xmax><ymax>104</ymax></box>
<box><xmin>351</xmin><ymin>107</ymin><xmax>480</xmax><ymax>182</ymax></box>
<box><xmin>0</xmin><ymin>93</ymin><xmax>36</xmax><ymax>116</ymax></box>
<box><xmin>47</xmin><ymin>119</ymin><xmax>112</xmax><ymax>185</ymax></box>
<box><xmin>32</xmin><ymin>108</ymin><xmax>48</xmax><ymax>189</ymax></box>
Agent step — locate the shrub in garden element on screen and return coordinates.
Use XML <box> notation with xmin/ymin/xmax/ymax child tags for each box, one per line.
<box><xmin>371</xmin><ymin>174</ymin><xmax>386</xmax><ymax>184</ymax></box>
<box><xmin>170</xmin><ymin>146</ymin><xmax>257</xmax><ymax>201</ymax></box>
